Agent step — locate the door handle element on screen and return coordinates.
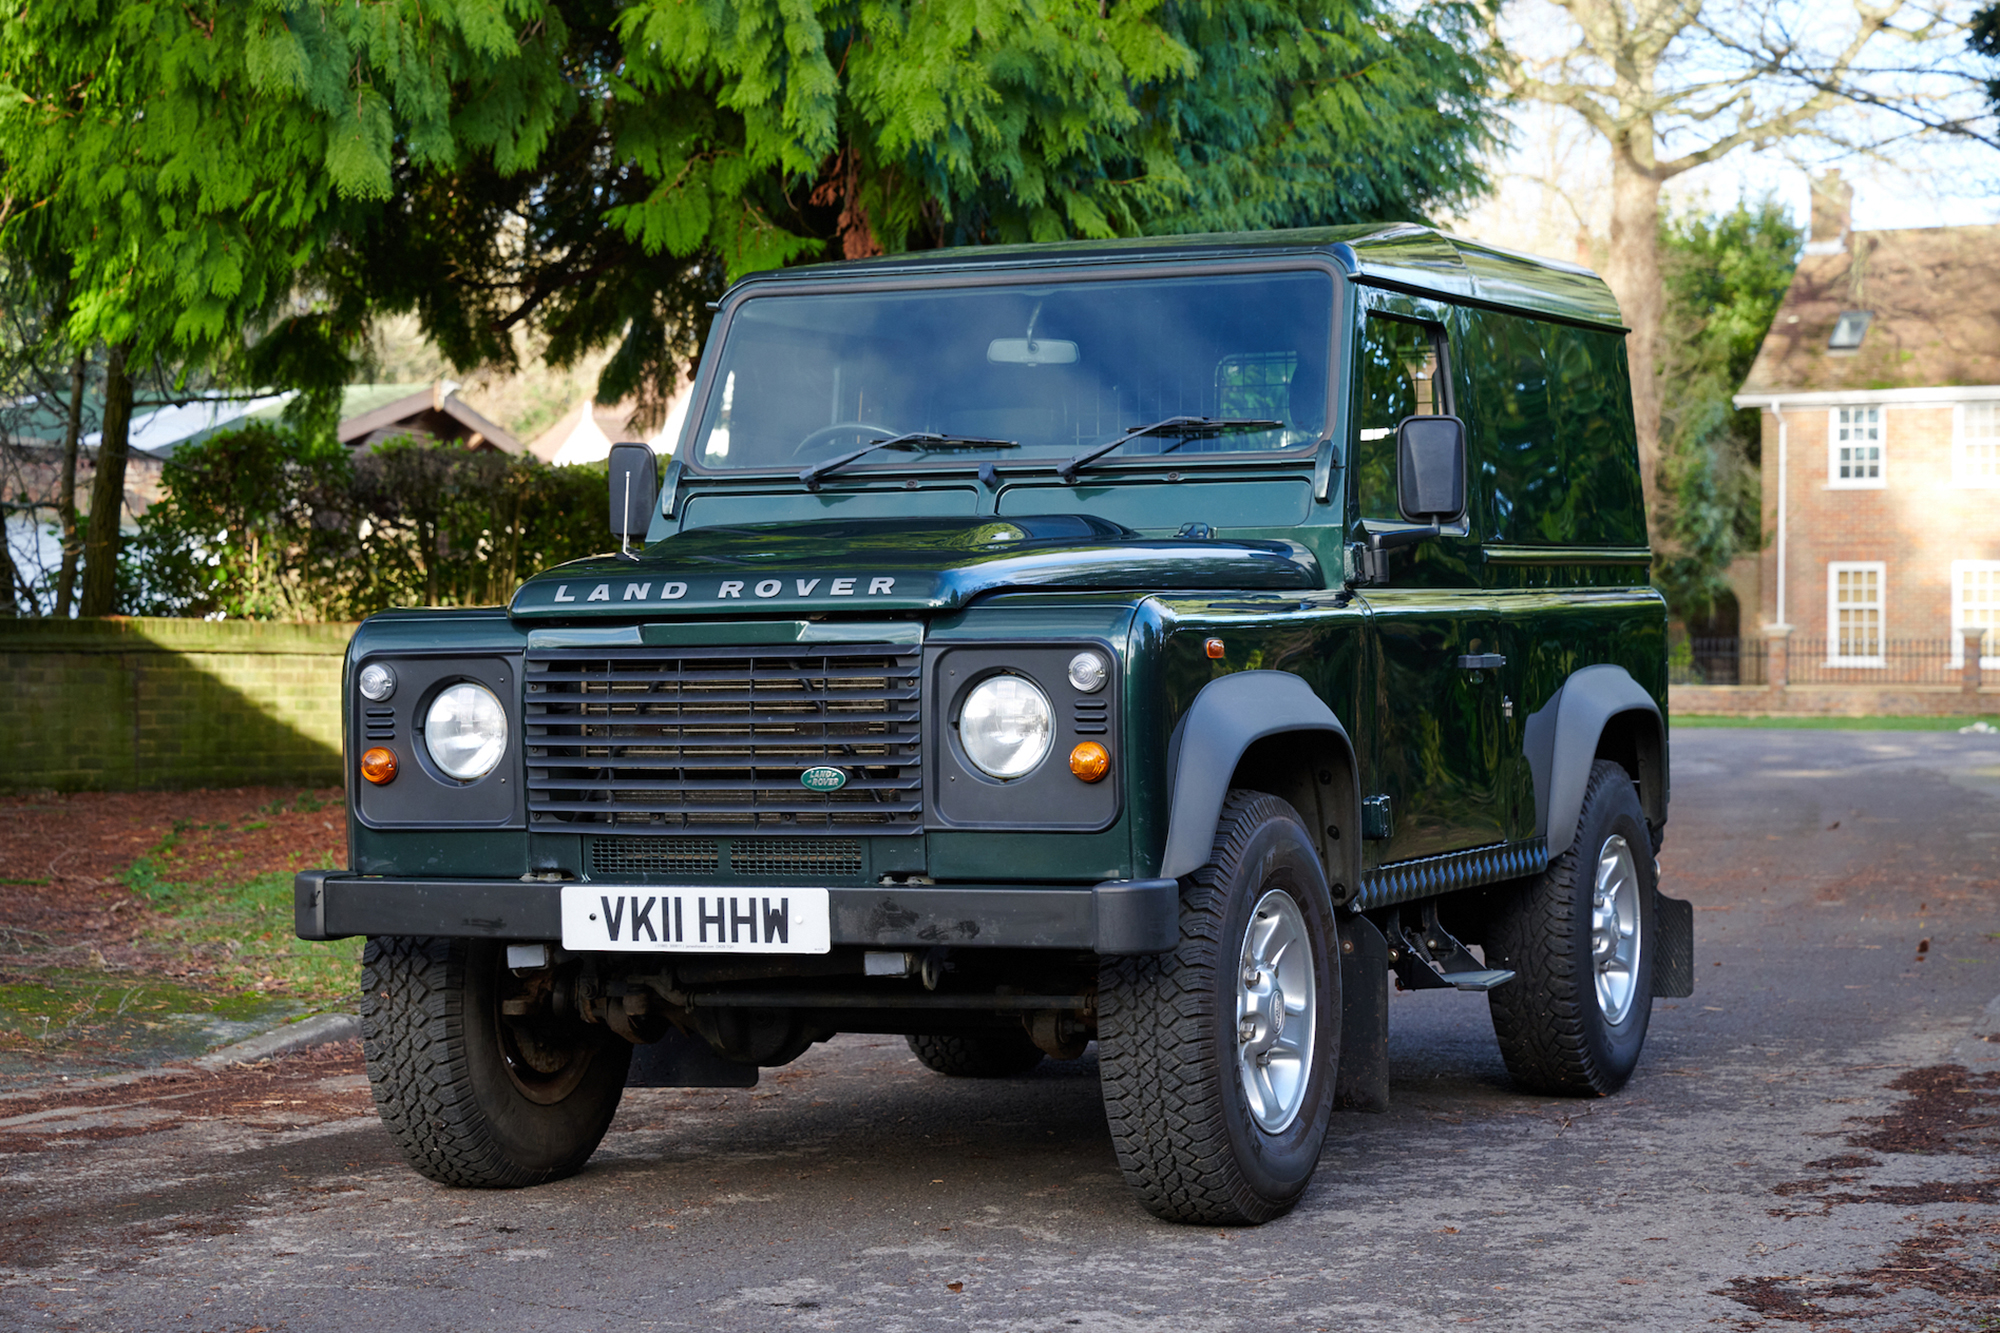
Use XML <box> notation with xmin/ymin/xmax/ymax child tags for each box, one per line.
<box><xmin>1456</xmin><ymin>653</ymin><xmax>1506</xmax><ymax>670</ymax></box>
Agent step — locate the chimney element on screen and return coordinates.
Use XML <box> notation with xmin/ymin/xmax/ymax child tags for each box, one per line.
<box><xmin>1806</xmin><ymin>171</ymin><xmax>1852</xmax><ymax>256</ymax></box>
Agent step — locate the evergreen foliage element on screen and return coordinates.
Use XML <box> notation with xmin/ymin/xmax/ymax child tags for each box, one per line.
<box><xmin>1971</xmin><ymin>3</ymin><xmax>2000</xmax><ymax>106</ymax></box>
<box><xmin>3</xmin><ymin>0</ymin><xmax>1493</xmax><ymax>424</ymax></box>
<box><xmin>1652</xmin><ymin>198</ymin><xmax>1802</xmax><ymax>627</ymax></box>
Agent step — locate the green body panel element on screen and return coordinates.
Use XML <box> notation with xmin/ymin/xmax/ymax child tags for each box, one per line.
<box><xmin>328</xmin><ymin>225</ymin><xmax>1665</xmax><ymax>924</ymax></box>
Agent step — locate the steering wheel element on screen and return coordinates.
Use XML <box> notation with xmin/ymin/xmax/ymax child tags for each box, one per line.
<box><xmin>792</xmin><ymin>422</ymin><xmax>906</xmax><ymax>457</ymax></box>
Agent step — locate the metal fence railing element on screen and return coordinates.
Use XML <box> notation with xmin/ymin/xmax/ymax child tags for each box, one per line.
<box><xmin>1667</xmin><ymin>636</ymin><xmax>1766</xmax><ymax>686</ymax></box>
<box><xmin>1784</xmin><ymin>637</ymin><xmax>1963</xmax><ymax>686</ymax></box>
<box><xmin>1668</xmin><ymin>635</ymin><xmax>1967</xmax><ymax>687</ymax></box>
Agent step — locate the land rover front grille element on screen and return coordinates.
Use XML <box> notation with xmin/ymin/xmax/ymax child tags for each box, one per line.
<box><xmin>524</xmin><ymin>644</ymin><xmax>922</xmax><ymax>833</ymax></box>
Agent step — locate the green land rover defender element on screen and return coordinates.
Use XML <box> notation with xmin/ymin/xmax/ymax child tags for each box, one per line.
<box><xmin>298</xmin><ymin>225</ymin><xmax>1692</xmax><ymax>1225</ymax></box>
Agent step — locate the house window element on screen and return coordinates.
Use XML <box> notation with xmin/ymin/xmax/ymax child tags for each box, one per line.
<box><xmin>1956</xmin><ymin>402</ymin><xmax>2000</xmax><ymax>487</ymax></box>
<box><xmin>1827</xmin><ymin>562</ymin><xmax>1886</xmax><ymax>666</ymax></box>
<box><xmin>1828</xmin><ymin>406</ymin><xmax>1884</xmax><ymax>487</ymax></box>
<box><xmin>1954</xmin><ymin>561</ymin><xmax>2000</xmax><ymax>669</ymax></box>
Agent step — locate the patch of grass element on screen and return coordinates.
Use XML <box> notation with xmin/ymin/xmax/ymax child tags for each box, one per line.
<box><xmin>0</xmin><ymin>973</ymin><xmax>296</xmax><ymax>1056</ymax></box>
<box><xmin>1672</xmin><ymin>714</ymin><xmax>2000</xmax><ymax>731</ymax></box>
<box><xmin>125</xmin><ymin>853</ymin><xmax>358</xmax><ymax>1008</ymax></box>
<box><xmin>258</xmin><ymin>789</ymin><xmax>335</xmax><ymax>817</ymax></box>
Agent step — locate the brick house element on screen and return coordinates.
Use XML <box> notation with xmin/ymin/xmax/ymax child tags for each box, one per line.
<box><xmin>1733</xmin><ymin>174</ymin><xmax>2000</xmax><ymax>674</ymax></box>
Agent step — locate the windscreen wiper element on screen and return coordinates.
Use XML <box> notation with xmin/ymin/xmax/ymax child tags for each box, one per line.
<box><xmin>1056</xmin><ymin>417</ymin><xmax>1285</xmax><ymax>483</ymax></box>
<box><xmin>801</xmin><ymin>432</ymin><xmax>1019</xmax><ymax>490</ymax></box>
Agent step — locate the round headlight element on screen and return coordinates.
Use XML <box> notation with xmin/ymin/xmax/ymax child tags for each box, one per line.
<box><xmin>425</xmin><ymin>682</ymin><xmax>508</xmax><ymax>781</ymax></box>
<box><xmin>959</xmin><ymin>675</ymin><xmax>1053</xmax><ymax>779</ymax></box>
<box><xmin>357</xmin><ymin>662</ymin><xmax>396</xmax><ymax>702</ymax></box>
<box><xmin>1067</xmin><ymin>650</ymin><xmax>1109</xmax><ymax>694</ymax></box>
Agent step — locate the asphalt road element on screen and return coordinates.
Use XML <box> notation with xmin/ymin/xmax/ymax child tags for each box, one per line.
<box><xmin>4</xmin><ymin>727</ymin><xmax>2000</xmax><ymax>1332</ymax></box>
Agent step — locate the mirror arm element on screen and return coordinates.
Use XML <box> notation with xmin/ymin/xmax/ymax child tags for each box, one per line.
<box><xmin>658</xmin><ymin>458</ymin><xmax>682</xmax><ymax>519</ymax></box>
<box><xmin>1365</xmin><ymin>522</ymin><xmax>1441</xmax><ymax>553</ymax></box>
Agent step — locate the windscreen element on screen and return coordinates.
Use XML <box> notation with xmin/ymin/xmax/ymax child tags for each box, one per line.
<box><xmin>690</xmin><ymin>270</ymin><xmax>1335</xmax><ymax>471</ymax></box>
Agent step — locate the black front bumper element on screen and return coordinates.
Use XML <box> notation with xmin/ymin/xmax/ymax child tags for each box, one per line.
<box><xmin>294</xmin><ymin>871</ymin><xmax>1180</xmax><ymax>956</ymax></box>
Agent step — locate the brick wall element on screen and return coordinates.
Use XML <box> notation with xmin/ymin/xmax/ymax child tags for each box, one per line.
<box><xmin>0</xmin><ymin>618</ymin><xmax>353</xmax><ymax>791</ymax></box>
<box><xmin>1672</xmin><ymin>684</ymin><xmax>1998</xmax><ymax>718</ymax></box>
<box><xmin>1758</xmin><ymin>399</ymin><xmax>2000</xmax><ymax>655</ymax></box>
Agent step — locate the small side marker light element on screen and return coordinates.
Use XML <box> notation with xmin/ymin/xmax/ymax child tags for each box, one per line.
<box><xmin>1069</xmin><ymin>741</ymin><xmax>1110</xmax><ymax>783</ymax></box>
<box><xmin>1205</xmin><ymin>638</ymin><xmax>1225</xmax><ymax>660</ymax></box>
<box><xmin>361</xmin><ymin>747</ymin><xmax>398</xmax><ymax>785</ymax></box>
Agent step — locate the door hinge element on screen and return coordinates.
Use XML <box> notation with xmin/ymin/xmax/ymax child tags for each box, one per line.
<box><xmin>1362</xmin><ymin>795</ymin><xmax>1393</xmax><ymax>841</ymax></box>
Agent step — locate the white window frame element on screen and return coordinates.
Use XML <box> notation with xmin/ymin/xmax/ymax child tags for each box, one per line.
<box><xmin>1952</xmin><ymin>560</ymin><xmax>2000</xmax><ymax>669</ymax></box>
<box><xmin>1827</xmin><ymin>406</ymin><xmax>1886</xmax><ymax>488</ymax></box>
<box><xmin>1954</xmin><ymin>403</ymin><xmax>2000</xmax><ymax>488</ymax></box>
<box><xmin>1826</xmin><ymin>561</ymin><xmax>1887</xmax><ymax>667</ymax></box>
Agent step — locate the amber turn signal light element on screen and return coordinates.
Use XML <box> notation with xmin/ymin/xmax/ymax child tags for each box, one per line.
<box><xmin>1204</xmin><ymin>637</ymin><xmax>1225</xmax><ymax>659</ymax></box>
<box><xmin>360</xmin><ymin>747</ymin><xmax>398</xmax><ymax>785</ymax></box>
<box><xmin>1069</xmin><ymin>741</ymin><xmax>1110</xmax><ymax>783</ymax></box>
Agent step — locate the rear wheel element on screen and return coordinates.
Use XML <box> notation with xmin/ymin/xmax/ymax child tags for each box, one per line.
<box><xmin>1486</xmin><ymin>760</ymin><xmax>1657</xmax><ymax>1096</ymax></box>
<box><xmin>361</xmin><ymin>936</ymin><xmax>631</xmax><ymax>1187</ymax></box>
<box><xmin>905</xmin><ymin>1030</ymin><xmax>1046</xmax><ymax>1078</ymax></box>
<box><xmin>1098</xmin><ymin>790</ymin><xmax>1340</xmax><ymax>1224</ymax></box>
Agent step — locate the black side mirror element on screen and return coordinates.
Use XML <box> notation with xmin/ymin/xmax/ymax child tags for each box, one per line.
<box><xmin>608</xmin><ymin>442</ymin><xmax>659</xmax><ymax>550</ymax></box>
<box><xmin>1396</xmin><ymin>415</ymin><xmax>1466</xmax><ymax>522</ymax></box>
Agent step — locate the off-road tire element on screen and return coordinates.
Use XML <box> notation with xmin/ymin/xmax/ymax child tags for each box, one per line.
<box><xmin>1486</xmin><ymin>760</ymin><xmax>1657</xmax><ymax>1097</ymax></box>
<box><xmin>1097</xmin><ymin>790</ymin><xmax>1340</xmax><ymax>1225</ymax></box>
<box><xmin>361</xmin><ymin>936</ymin><xmax>631</xmax><ymax>1187</ymax></box>
<box><xmin>905</xmin><ymin>1030</ymin><xmax>1046</xmax><ymax>1077</ymax></box>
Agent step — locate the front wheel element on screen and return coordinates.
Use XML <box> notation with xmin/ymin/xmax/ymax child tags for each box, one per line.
<box><xmin>1098</xmin><ymin>790</ymin><xmax>1340</xmax><ymax>1224</ymax></box>
<box><xmin>1486</xmin><ymin>760</ymin><xmax>1657</xmax><ymax>1096</ymax></box>
<box><xmin>361</xmin><ymin>936</ymin><xmax>631</xmax><ymax>1187</ymax></box>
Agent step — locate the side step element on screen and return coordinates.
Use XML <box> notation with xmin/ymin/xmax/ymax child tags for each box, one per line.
<box><xmin>1437</xmin><ymin>969</ymin><xmax>1514</xmax><ymax>992</ymax></box>
<box><xmin>1380</xmin><ymin>900</ymin><xmax>1515</xmax><ymax>994</ymax></box>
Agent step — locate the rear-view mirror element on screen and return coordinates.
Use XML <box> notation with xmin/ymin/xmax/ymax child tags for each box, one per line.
<box><xmin>987</xmin><ymin>337</ymin><xmax>1078</xmax><ymax>366</ymax></box>
<box><xmin>1396</xmin><ymin>415</ymin><xmax>1466</xmax><ymax>522</ymax></box>
<box><xmin>608</xmin><ymin>441</ymin><xmax>659</xmax><ymax>546</ymax></box>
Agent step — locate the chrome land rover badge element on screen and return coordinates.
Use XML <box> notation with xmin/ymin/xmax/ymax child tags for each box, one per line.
<box><xmin>800</xmin><ymin>766</ymin><xmax>849</xmax><ymax>792</ymax></box>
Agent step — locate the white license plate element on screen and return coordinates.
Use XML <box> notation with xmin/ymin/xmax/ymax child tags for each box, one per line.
<box><xmin>560</xmin><ymin>885</ymin><xmax>831</xmax><ymax>954</ymax></box>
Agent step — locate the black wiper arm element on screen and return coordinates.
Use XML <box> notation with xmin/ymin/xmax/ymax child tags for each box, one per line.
<box><xmin>801</xmin><ymin>432</ymin><xmax>1018</xmax><ymax>489</ymax></box>
<box><xmin>1056</xmin><ymin>417</ymin><xmax>1286</xmax><ymax>483</ymax></box>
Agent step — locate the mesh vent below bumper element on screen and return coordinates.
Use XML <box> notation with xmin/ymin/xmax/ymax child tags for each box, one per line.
<box><xmin>586</xmin><ymin>836</ymin><xmax>864</xmax><ymax>879</ymax></box>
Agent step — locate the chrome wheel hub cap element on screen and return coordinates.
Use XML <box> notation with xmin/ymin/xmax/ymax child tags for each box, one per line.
<box><xmin>1235</xmin><ymin>889</ymin><xmax>1316</xmax><ymax>1133</ymax></box>
<box><xmin>1591</xmin><ymin>834</ymin><xmax>1642</xmax><ymax>1026</ymax></box>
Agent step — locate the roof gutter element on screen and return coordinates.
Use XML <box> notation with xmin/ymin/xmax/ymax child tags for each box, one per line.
<box><xmin>1734</xmin><ymin>384</ymin><xmax>2000</xmax><ymax>411</ymax></box>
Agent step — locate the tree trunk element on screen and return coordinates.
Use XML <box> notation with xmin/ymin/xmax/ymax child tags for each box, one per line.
<box><xmin>54</xmin><ymin>347</ymin><xmax>87</xmax><ymax>618</ymax></box>
<box><xmin>79</xmin><ymin>341</ymin><xmax>134</xmax><ymax>618</ymax></box>
<box><xmin>0</xmin><ymin>512</ymin><xmax>20</xmax><ymax>617</ymax></box>
<box><xmin>1602</xmin><ymin>156</ymin><xmax>1665</xmax><ymax>539</ymax></box>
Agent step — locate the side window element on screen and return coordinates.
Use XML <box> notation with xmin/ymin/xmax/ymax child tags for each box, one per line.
<box><xmin>1475</xmin><ymin>313</ymin><xmax>1559</xmax><ymax>543</ymax></box>
<box><xmin>1541</xmin><ymin>322</ymin><xmax>1647</xmax><ymax>547</ymax></box>
<box><xmin>1354</xmin><ymin>314</ymin><xmax>1446</xmax><ymax>522</ymax></box>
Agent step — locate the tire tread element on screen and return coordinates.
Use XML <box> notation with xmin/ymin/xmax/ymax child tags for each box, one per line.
<box><xmin>1487</xmin><ymin>761</ymin><xmax>1647</xmax><ymax>1097</ymax></box>
<box><xmin>905</xmin><ymin>1031</ymin><xmax>1045</xmax><ymax>1077</ymax></box>
<box><xmin>1099</xmin><ymin>790</ymin><xmax>1315</xmax><ymax>1224</ymax></box>
<box><xmin>361</xmin><ymin>936</ymin><xmax>605</xmax><ymax>1188</ymax></box>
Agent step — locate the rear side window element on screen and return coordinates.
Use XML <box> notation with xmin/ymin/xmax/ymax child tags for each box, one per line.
<box><xmin>1461</xmin><ymin>310</ymin><xmax>1644</xmax><ymax>548</ymax></box>
<box><xmin>1354</xmin><ymin>313</ymin><xmax>1446</xmax><ymax>523</ymax></box>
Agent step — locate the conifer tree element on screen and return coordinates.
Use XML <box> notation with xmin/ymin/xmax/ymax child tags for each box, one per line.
<box><xmin>3</xmin><ymin>1</ymin><xmax>1494</xmax><ymax>609</ymax></box>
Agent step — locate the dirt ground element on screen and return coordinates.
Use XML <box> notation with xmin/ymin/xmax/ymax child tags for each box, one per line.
<box><xmin>0</xmin><ymin>788</ymin><xmax>344</xmax><ymax>977</ymax></box>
